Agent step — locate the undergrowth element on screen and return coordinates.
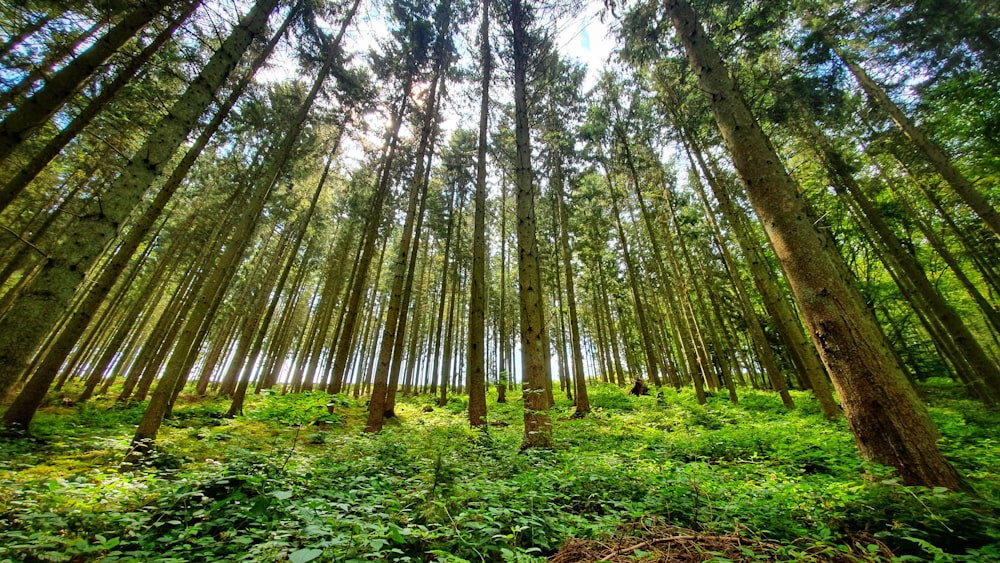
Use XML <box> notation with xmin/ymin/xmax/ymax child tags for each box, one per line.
<box><xmin>1</xmin><ymin>378</ymin><xmax>998</xmax><ymax>562</ymax></box>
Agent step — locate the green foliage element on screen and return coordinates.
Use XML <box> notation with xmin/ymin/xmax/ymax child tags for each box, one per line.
<box><xmin>0</xmin><ymin>384</ymin><xmax>997</xmax><ymax>562</ymax></box>
<box><xmin>245</xmin><ymin>390</ymin><xmax>348</xmax><ymax>427</ymax></box>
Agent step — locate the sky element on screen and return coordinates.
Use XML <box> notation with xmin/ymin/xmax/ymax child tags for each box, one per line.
<box><xmin>555</xmin><ymin>2</ymin><xmax>616</xmax><ymax>90</ymax></box>
<box><xmin>265</xmin><ymin>0</ymin><xmax>623</xmax><ymax>171</ymax></box>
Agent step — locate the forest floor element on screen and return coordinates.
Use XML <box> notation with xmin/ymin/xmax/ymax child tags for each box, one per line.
<box><xmin>1</xmin><ymin>379</ymin><xmax>998</xmax><ymax>562</ymax></box>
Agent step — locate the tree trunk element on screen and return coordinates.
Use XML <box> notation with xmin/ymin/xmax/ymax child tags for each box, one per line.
<box><xmin>555</xmin><ymin>161</ymin><xmax>590</xmax><ymax>415</ymax></box>
<box><xmin>328</xmin><ymin>85</ymin><xmax>410</xmax><ymax>394</ymax></box>
<box><xmin>512</xmin><ymin>0</ymin><xmax>552</xmax><ymax>449</ymax></box>
<box><xmin>467</xmin><ymin>0</ymin><xmax>491</xmax><ymax>428</ymax></box>
<box><xmin>0</xmin><ymin>2</ymin><xmax>199</xmax><ymax>213</ymax></box>
<box><xmin>606</xmin><ymin>172</ymin><xmax>662</xmax><ymax>388</ymax></box>
<box><xmin>833</xmin><ymin>43</ymin><xmax>1000</xmax><ymax>240</ymax></box>
<box><xmin>666</xmin><ymin>0</ymin><xmax>959</xmax><ymax>489</ymax></box>
<box><xmin>0</xmin><ymin>0</ymin><xmax>280</xmax><ymax>402</ymax></box>
<box><xmin>366</xmin><ymin>100</ymin><xmax>439</xmax><ymax>427</ymax></box>
<box><xmin>120</xmin><ymin>17</ymin><xmax>345</xmax><ymax>460</ymax></box>
<box><xmin>683</xmin><ymin>131</ymin><xmax>840</xmax><ymax>419</ymax></box>
<box><xmin>0</xmin><ymin>0</ymin><xmax>173</xmax><ymax>162</ymax></box>
<box><xmin>806</xmin><ymin>121</ymin><xmax>1000</xmax><ymax>404</ymax></box>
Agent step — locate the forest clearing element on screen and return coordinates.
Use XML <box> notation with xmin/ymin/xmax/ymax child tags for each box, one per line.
<box><xmin>3</xmin><ymin>0</ymin><xmax>1000</xmax><ymax>560</ymax></box>
<box><xmin>1</xmin><ymin>381</ymin><xmax>998</xmax><ymax>562</ymax></box>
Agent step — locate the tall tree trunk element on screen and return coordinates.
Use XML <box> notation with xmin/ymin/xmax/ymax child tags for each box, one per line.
<box><xmin>0</xmin><ymin>20</ymin><xmax>105</xmax><ymax>111</ymax></box>
<box><xmin>467</xmin><ymin>0</ymin><xmax>491</xmax><ymax>428</ymax></box>
<box><xmin>0</xmin><ymin>0</ymin><xmax>280</xmax><ymax>411</ymax></box>
<box><xmin>2</xmin><ymin>9</ymin><xmax>295</xmax><ymax>426</ymax></box>
<box><xmin>683</xmin><ymin>131</ymin><xmax>840</xmax><ymax>419</ymax></box>
<box><xmin>299</xmin><ymin>225</ymin><xmax>355</xmax><ymax>391</ymax></box>
<box><xmin>883</xmin><ymin>171</ymin><xmax>1000</xmax><ymax>337</ymax></box>
<box><xmin>806</xmin><ymin>122</ymin><xmax>1000</xmax><ymax>403</ymax></box>
<box><xmin>689</xmin><ymin>164</ymin><xmax>786</xmax><ymax>404</ymax></box>
<box><xmin>555</xmin><ymin>161</ymin><xmax>589</xmax><ymax>415</ymax></box>
<box><xmin>120</xmin><ymin>18</ymin><xmax>348</xmax><ymax>460</ymax></box>
<box><xmin>666</xmin><ymin>0</ymin><xmax>959</xmax><ymax>489</ymax></box>
<box><xmin>497</xmin><ymin>178</ymin><xmax>509</xmax><ymax>403</ymax></box>
<box><xmin>831</xmin><ymin>43</ymin><xmax>1000</xmax><ymax>239</ymax></box>
<box><xmin>511</xmin><ymin>0</ymin><xmax>552</xmax><ymax>448</ymax></box>
<box><xmin>228</xmin><ymin>127</ymin><xmax>344</xmax><ymax>414</ymax></box>
<box><xmin>384</xmin><ymin>133</ymin><xmax>438</xmax><ymax>415</ymax></box>
<box><xmin>606</xmin><ymin>172</ymin><xmax>662</xmax><ymax>388</ymax></box>
<box><xmin>596</xmin><ymin>262</ymin><xmax>627</xmax><ymax>387</ymax></box>
<box><xmin>0</xmin><ymin>2</ymin><xmax>200</xmax><ymax>212</ymax></box>
<box><xmin>366</xmin><ymin>1</ymin><xmax>452</xmax><ymax>429</ymax></box>
<box><xmin>439</xmin><ymin>194</ymin><xmax>467</xmax><ymax>406</ymax></box>
<box><xmin>327</xmin><ymin>85</ymin><xmax>410</xmax><ymax>394</ymax></box>
<box><xmin>0</xmin><ymin>0</ymin><xmax>175</xmax><ymax>162</ymax></box>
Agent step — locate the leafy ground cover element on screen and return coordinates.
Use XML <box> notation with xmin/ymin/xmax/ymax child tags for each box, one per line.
<box><xmin>1</xmin><ymin>379</ymin><xmax>998</xmax><ymax>562</ymax></box>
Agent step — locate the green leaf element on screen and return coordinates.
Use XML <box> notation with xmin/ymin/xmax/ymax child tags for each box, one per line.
<box><xmin>370</xmin><ymin>538</ymin><xmax>389</xmax><ymax>550</ymax></box>
<box><xmin>269</xmin><ymin>490</ymin><xmax>294</xmax><ymax>500</ymax></box>
<box><xmin>289</xmin><ymin>548</ymin><xmax>324</xmax><ymax>563</ymax></box>
<box><xmin>102</xmin><ymin>537</ymin><xmax>120</xmax><ymax>549</ymax></box>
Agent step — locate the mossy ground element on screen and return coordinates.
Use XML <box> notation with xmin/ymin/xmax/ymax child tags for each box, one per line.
<box><xmin>1</xmin><ymin>379</ymin><xmax>998</xmax><ymax>562</ymax></box>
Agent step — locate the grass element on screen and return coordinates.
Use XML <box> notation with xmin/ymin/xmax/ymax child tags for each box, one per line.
<box><xmin>1</xmin><ymin>379</ymin><xmax>998</xmax><ymax>562</ymax></box>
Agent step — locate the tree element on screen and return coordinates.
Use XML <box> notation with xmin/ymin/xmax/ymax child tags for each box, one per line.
<box><xmin>0</xmin><ymin>0</ymin><xmax>281</xmax><ymax>407</ymax></box>
<box><xmin>0</xmin><ymin>1</ymin><xmax>180</xmax><ymax>164</ymax></box>
<box><xmin>510</xmin><ymin>0</ymin><xmax>552</xmax><ymax>449</ymax></box>
<box><xmin>0</xmin><ymin>2</ymin><xmax>299</xmax><ymax>431</ymax></box>
<box><xmin>121</xmin><ymin>5</ymin><xmax>358</xmax><ymax>462</ymax></box>
<box><xmin>366</xmin><ymin>0</ymin><xmax>455</xmax><ymax>433</ymax></box>
<box><xmin>660</xmin><ymin>0</ymin><xmax>960</xmax><ymax>489</ymax></box>
<box><xmin>0</xmin><ymin>2</ymin><xmax>200</xmax><ymax>213</ymax></box>
<box><xmin>467</xmin><ymin>0</ymin><xmax>491</xmax><ymax>428</ymax></box>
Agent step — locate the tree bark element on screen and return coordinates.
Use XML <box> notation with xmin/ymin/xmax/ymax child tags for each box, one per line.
<box><xmin>467</xmin><ymin>0</ymin><xmax>491</xmax><ymax>428</ymax></box>
<box><xmin>512</xmin><ymin>0</ymin><xmax>552</xmax><ymax>449</ymax></box>
<box><xmin>0</xmin><ymin>0</ymin><xmax>173</xmax><ymax>162</ymax></box>
<box><xmin>666</xmin><ymin>0</ymin><xmax>959</xmax><ymax>489</ymax></box>
<box><xmin>0</xmin><ymin>0</ymin><xmax>280</xmax><ymax>410</ymax></box>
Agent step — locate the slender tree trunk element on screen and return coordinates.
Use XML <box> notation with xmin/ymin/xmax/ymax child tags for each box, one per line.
<box><xmin>690</xmin><ymin>165</ymin><xmax>785</xmax><ymax>402</ymax></box>
<box><xmin>511</xmin><ymin>0</ymin><xmax>552</xmax><ymax>448</ymax></box>
<box><xmin>497</xmin><ymin>179</ymin><xmax>509</xmax><ymax>403</ymax></box>
<box><xmin>439</xmin><ymin>195</ymin><xmax>467</xmax><ymax>406</ymax></box>
<box><xmin>0</xmin><ymin>0</ymin><xmax>174</xmax><ymax>162</ymax></box>
<box><xmin>0</xmin><ymin>3</ymin><xmax>199</xmax><ymax>212</ymax></box>
<box><xmin>0</xmin><ymin>20</ymin><xmax>105</xmax><ymax>111</ymax></box>
<box><xmin>808</xmin><ymin>123</ymin><xmax>1000</xmax><ymax>403</ymax></box>
<box><xmin>467</xmin><ymin>0</ymin><xmax>491</xmax><ymax>428</ymax></box>
<box><xmin>0</xmin><ymin>0</ymin><xmax>280</xmax><ymax>403</ymax></box>
<box><xmin>300</xmin><ymin>226</ymin><xmax>354</xmax><ymax>390</ymax></box>
<box><xmin>596</xmin><ymin>262</ymin><xmax>627</xmax><ymax>387</ymax></box>
<box><xmin>684</xmin><ymin>131</ymin><xmax>840</xmax><ymax>418</ymax></box>
<box><xmin>555</xmin><ymin>163</ymin><xmax>589</xmax><ymax>415</ymax></box>
<box><xmin>120</xmin><ymin>16</ymin><xmax>347</xmax><ymax>459</ymax></box>
<box><xmin>228</xmin><ymin>128</ymin><xmax>343</xmax><ymax>415</ymax></box>
<box><xmin>366</xmin><ymin>9</ymin><xmax>451</xmax><ymax>429</ymax></box>
<box><xmin>832</xmin><ymin>43</ymin><xmax>1000</xmax><ymax>239</ymax></box>
<box><xmin>328</xmin><ymin>87</ymin><xmax>410</xmax><ymax>394</ymax></box>
<box><xmin>884</xmin><ymin>172</ymin><xmax>1000</xmax><ymax>336</ymax></box>
<box><xmin>606</xmin><ymin>171</ymin><xmax>662</xmax><ymax>388</ymax></box>
<box><xmin>385</xmin><ymin>136</ymin><xmax>438</xmax><ymax>414</ymax></box>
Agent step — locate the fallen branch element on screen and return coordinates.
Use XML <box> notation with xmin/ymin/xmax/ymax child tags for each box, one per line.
<box><xmin>599</xmin><ymin>536</ymin><xmax>697</xmax><ymax>561</ymax></box>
